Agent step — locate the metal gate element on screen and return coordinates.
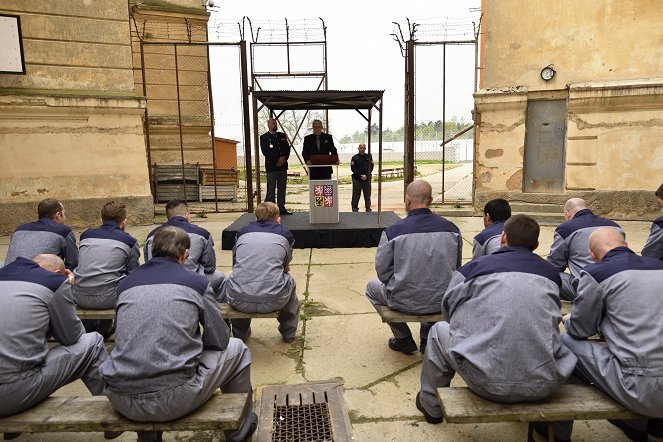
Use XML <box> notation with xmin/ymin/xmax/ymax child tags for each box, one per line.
<box><xmin>524</xmin><ymin>100</ymin><xmax>567</xmax><ymax>192</ymax></box>
<box><xmin>396</xmin><ymin>13</ymin><xmax>481</xmax><ymax>205</ymax></box>
<box><xmin>138</xmin><ymin>39</ymin><xmax>251</xmax><ymax>214</ymax></box>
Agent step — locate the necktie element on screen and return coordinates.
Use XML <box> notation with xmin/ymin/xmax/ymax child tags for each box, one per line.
<box><xmin>316</xmin><ymin>136</ymin><xmax>320</xmax><ymax>151</ymax></box>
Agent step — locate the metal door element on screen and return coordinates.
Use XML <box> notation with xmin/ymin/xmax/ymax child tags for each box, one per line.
<box><xmin>523</xmin><ymin>100</ymin><xmax>566</xmax><ymax>192</ymax></box>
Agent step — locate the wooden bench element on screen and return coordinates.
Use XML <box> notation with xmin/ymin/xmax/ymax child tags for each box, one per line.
<box><xmin>379</xmin><ymin>167</ymin><xmax>405</xmax><ymax>178</ymax></box>
<box><xmin>0</xmin><ymin>393</ymin><xmax>250</xmax><ymax>442</ymax></box>
<box><xmin>377</xmin><ymin>306</ymin><xmax>444</xmax><ymax>323</ymax></box>
<box><xmin>75</xmin><ymin>303</ymin><xmax>280</xmax><ymax>321</ymax></box>
<box><xmin>437</xmin><ymin>385</ymin><xmax>643</xmax><ymax>441</ymax></box>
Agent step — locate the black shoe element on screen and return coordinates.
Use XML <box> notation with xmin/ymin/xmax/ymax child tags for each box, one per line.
<box><xmin>388</xmin><ymin>337</ymin><xmax>417</xmax><ymax>355</ymax></box>
<box><xmin>648</xmin><ymin>419</ymin><xmax>663</xmax><ymax>438</ymax></box>
<box><xmin>104</xmin><ymin>431</ymin><xmax>124</xmax><ymax>439</ymax></box>
<box><xmin>532</xmin><ymin>422</ymin><xmax>571</xmax><ymax>442</ymax></box>
<box><xmin>226</xmin><ymin>411</ymin><xmax>258</xmax><ymax>442</ymax></box>
<box><xmin>279</xmin><ymin>209</ymin><xmax>293</xmax><ymax>215</ymax></box>
<box><xmin>416</xmin><ymin>392</ymin><xmax>443</xmax><ymax>424</ymax></box>
<box><xmin>366</xmin><ymin>208</ymin><xmax>372</xmax><ymax>212</ymax></box>
<box><xmin>3</xmin><ymin>433</ymin><xmax>21</xmax><ymax>441</ymax></box>
<box><xmin>608</xmin><ymin>419</ymin><xmax>648</xmax><ymax>441</ymax></box>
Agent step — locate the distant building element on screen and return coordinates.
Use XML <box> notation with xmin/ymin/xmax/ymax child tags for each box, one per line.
<box><xmin>474</xmin><ymin>0</ymin><xmax>663</xmax><ymax>219</ymax></box>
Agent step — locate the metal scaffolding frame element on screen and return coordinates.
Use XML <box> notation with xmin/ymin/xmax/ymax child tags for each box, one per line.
<box><xmin>252</xmin><ymin>90</ymin><xmax>387</xmax><ymax>222</ymax></box>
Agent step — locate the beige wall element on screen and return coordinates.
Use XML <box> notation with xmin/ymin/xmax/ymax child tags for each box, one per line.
<box><xmin>0</xmin><ymin>1</ymin><xmax>152</xmax><ymax>234</ymax></box>
<box><xmin>475</xmin><ymin>0</ymin><xmax>663</xmax><ymax>219</ymax></box>
<box><xmin>129</xmin><ymin>2</ymin><xmax>213</xmax><ymax>169</ymax></box>
<box><xmin>482</xmin><ymin>0</ymin><xmax>663</xmax><ymax>89</ymax></box>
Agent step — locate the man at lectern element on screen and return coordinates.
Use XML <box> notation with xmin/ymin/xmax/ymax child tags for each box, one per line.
<box><xmin>302</xmin><ymin>119</ymin><xmax>338</xmax><ymax>180</ymax></box>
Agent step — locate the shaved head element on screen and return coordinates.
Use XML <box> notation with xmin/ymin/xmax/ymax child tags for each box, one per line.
<box><xmin>405</xmin><ymin>180</ymin><xmax>433</xmax><ymax>210</ymax></box>
<box><xmin>32</xmin><ymin>254</ymin><xmax>65</xmax><ymax>274</ymax></box>
<box><xmin>588</xmin><ymin>227</ymin><xmax>627</xmax><ymax>262</ymax></box>
<box><xmin>564</xmin><ymin>198</ymin><xmax>588</xmax><ymax>220</ymax></box>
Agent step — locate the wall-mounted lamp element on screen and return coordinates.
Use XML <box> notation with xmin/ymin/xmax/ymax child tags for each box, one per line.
<box><xmin>540</xmin><ymin>65</ymin><xmax>556</xmax><ymax>81</ymax></box>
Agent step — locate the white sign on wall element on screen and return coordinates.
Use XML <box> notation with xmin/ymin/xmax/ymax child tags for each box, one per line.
<box><xmin>0</xmin><ymin>14</ymin><xmax>26</xmax><ymax>74</ymax></box>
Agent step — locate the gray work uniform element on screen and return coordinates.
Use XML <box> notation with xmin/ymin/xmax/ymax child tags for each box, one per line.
<box><xmin>99</xmin><ymin>256</ymin><xmax>254</xmax><ymax>442</ymax></box>
<box><xmin>642</xmin><ymin>215</ymin><xmax>663</xmax><ymax>261</ymax></box>
<box><xmin>219</xmin><ymin>220</ymin><xmax>299</xmax><ymax>342</ymax></box>
<box><xmin>418</xmin><ymin>246</ymin><xmax>576</xmax><ymax>421</ymax></box>
<box><xmin>144</xmin><ymin>216</ymin><xmax>224</xmax><ymax>293</ymax></box>
<box><xmin>0</xmin><ymin>258</ymin><xmax>107</xmax><ymax>417</ymax></box>
<box><xmin>471</xmin><ymin>220</ymin><xmax>505</xmax><ymax>259</ymax></box>
<box><xmin>73</xmin><ymin>220</ymin><xmax>140</xmax><ymax>309</ymax></box>
<box><xmin>5</xmin><ymin>217</ymin><xmax>78</xmax><ymax>270</ymax></box>
<box><xmin>560</xmin><ymin>247</ymin><xmax>663</xmax><ymax>435</ymax></box>
<box><xmin>547</xmin><ymin>209</ymin><xmax>623</xmax><ymax>300</ymax></box>
<box><xmin>365</xmin><ymin>208</ymin><xmax>462</xmax><ymax>341</ymax></box>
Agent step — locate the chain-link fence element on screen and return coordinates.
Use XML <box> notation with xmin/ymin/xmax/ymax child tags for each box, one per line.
<box><xmin>414</xmin><ymin>41</ymin><xmax>476</xmax><ymax>205</ymax></box>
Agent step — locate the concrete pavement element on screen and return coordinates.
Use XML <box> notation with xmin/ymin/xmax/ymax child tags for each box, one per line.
<box><xmin>0</xmin><ymin>212</ymin><xmax>656</xmax><ymax>441</ymax></box>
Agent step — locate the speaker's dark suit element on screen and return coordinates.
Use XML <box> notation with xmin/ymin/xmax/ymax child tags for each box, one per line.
<box><xmin>302</xmin><ymin>132</ymin><xmax>337</xmax><ymax>180</ymax></box>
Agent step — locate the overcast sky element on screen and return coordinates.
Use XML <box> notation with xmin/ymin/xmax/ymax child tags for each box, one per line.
<box><xmin>208</xmin><ymin>0</ymin><xmax>481</xmax><ymax>142</ymax></box>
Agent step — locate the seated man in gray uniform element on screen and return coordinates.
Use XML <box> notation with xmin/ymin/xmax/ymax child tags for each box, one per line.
<box><xmin>558</xmin><ymin>227</ymin><xmax>663</xmax><ymax>442</ymax></box>
<box><xmin>366</xmin><ymin>180</ymin><xmax>462</xmax><ymax>355</ymax></box>
<box><xmin>72</xmin><ymin>201</ymin><xmax>140</xmax><ymax>338</ymax></box>
<box><xmin>547</xmin><ymin>197</ymin><xmax>623</xmax><ymax>300</ymax></box>
<box><xmin>0</xmin><ymin>254</ymin><xmax>109</xmax><ymax>438</ymax></box>
<box><xmin>472</xmin><ymin>198</ymin><xmax>511</xmax><ymax>259</ymax></box>
<box><xmin>5</xmin><ymin>198</ymin><xmax>78</xmax><ymax>270</ymax></box>
<box><xmin>642</xmin><ymin>182</ymin><xmax>663</xmax><ymax>261</ymax></box>
<box><xmin>100</xmin><ymin>226</ymin><xmax>257</xmax><ymax>442</ymax></box>
<box><xmin>416</xmin><ymin>214</ymin><xmax>577</xmax><ymax>428</ymax></box>
<box><xmin>219</xmin><ymin>202</ymin><xmax>299</xmax><ymax>343</ymax></box>
<box><xmin>144</xmin><ymin>199</ymin><xmax>224</xmax><ymax>293</ymax></box>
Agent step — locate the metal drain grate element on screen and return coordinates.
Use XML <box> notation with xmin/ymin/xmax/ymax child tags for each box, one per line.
<box><xmin>257</xmin><ymin>381</ymin><xmax>353</xmax><ymax>442</ymax></box>
<box><xmin>272</xmin><ymin>401</ymin><xmax>333</xmax><ymax>442</ymax></box>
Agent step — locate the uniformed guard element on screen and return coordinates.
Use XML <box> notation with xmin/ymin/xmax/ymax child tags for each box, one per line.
<box><xmin>350</xmin><ymin>143</ymin><xmax>374</xmax><ymax>212</ymax></box>
<box><xmin>260</xmin><ymin>118</ymin><xmax>292</xmax><ymax>215</ymax></box>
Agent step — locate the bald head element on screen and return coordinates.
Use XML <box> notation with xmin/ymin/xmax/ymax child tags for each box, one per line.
<box><xmin>564</xmin><ymin>198</ymin><xmax>588</xmax><ymax>220</ymax></box>
<box><xmin>588</xmin><ymin>227</ymin><xmax>627</xmax><ymax>262</ymax></box>
<box><xmin>32</xmin><ymin>254</ymin><xmax>66</xmax><ymax>274</ymax></box>
<box><xmin>405</xmin><ymin>180</ymin><xmax>433</xmax><ymax>210</ymax></box>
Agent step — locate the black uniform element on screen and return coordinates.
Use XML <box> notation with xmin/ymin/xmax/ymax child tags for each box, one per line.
<box><xmin>260</xmin><ymin>130</ymin><xmax>291</xmax><ymax>212</ymax></box>
<box><xmin>350</xmin><ymin>152</ymin><xmax>374</xmax><ymax>212</ymax></box>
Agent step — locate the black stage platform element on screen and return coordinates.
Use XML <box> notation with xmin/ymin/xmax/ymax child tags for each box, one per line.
<box><xmin>221</xmin><ymin>211</ymin><xmax>401</xmax><ymax>250</ymax></box>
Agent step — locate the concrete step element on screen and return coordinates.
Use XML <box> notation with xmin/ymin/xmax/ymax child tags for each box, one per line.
<box><xmin>509</xmin><ymin>202</ymin><xmax>564</xmax><ymax>214</ymax></box>
<box><xmin>518</xmin><ymin>212</ymin><xmax>565</xmax><ymax>226</ymax></box>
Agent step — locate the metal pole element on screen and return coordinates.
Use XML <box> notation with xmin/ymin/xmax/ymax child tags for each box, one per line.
<box><xmin>441</xmin><ymin>43</ymin><xmax>446</xmax><ymax>203</ymax></box>
<box><xmin>367</xmin><ymin>108</ymin><xmax>372</xmax><ymax>154</ymax></box>
<box><xmin>206</xmin><ymin>36</ymin><xmax>219</xmax><ymax>211</ymax></box>
<box><xmin>139</xmin><ymin>40</ymin><xmax>154</xmax><ymax>205</ymax></box>
<box><xmin>378</xmin><ymin>98</ymin><xmax>383</xmax><ymax>225</ymax></box>
<box><xmin>174</xmin><ymin>44</ymin><xmax>188</xmax><ymax>202</ymax></box>
<box><xmin>240</xmin><ymin>40</ymin><xmax>254</xmax><ymax>212</ymax></box>
<box><xmin>249</xmin><ymin>95</ymin><xmax>259</xmax><ymax>212</ymax></box>
<box><xmin>405</xmin><ymin>39</ymin><xmax>415</xmax><ymax>195</ymax></box>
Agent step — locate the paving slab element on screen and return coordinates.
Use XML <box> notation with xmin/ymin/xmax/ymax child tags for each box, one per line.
<box><xmin>306</xmin><ymin>262</ymin><xmax>376</xmax><ymax>315</ymax></box>
<box><xmin>302</xmin><ymin>313</ymin><xmax>423</xmax><ymax>389</ymax></box>
<box><xmin>310</xmin><ymin>247</ymin><xmax>377</xmax><ymax>265</ymax></box>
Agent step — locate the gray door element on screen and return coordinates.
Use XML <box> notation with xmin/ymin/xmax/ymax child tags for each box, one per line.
<box><xmin>524</xmin><ymin>100</ymin><xmax>566</xmax><ymax>192</ymax></box>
